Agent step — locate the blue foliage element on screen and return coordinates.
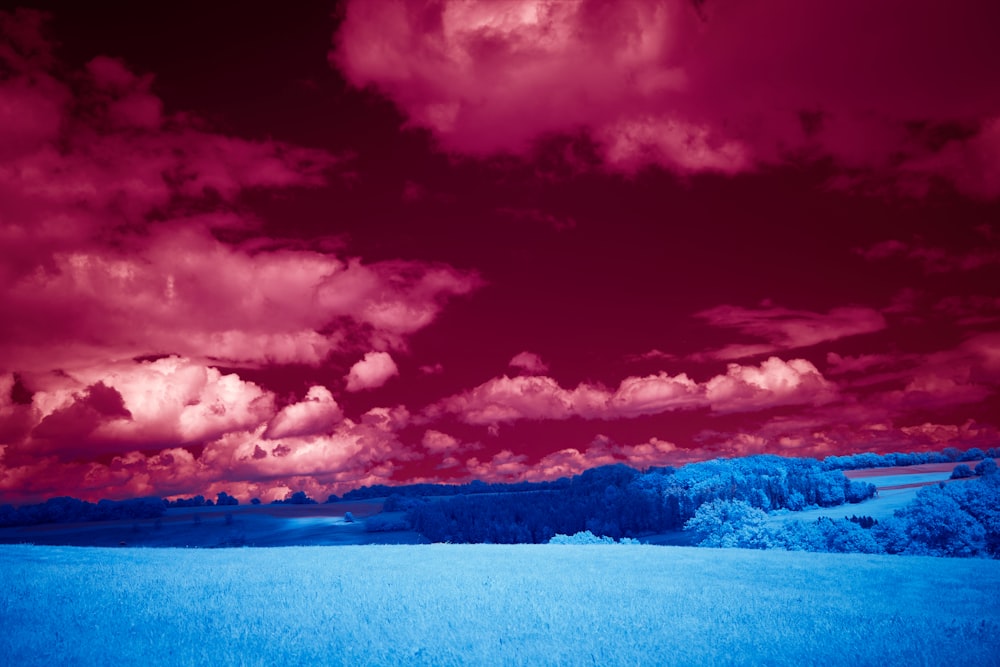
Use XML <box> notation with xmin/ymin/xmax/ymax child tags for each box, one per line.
<box><xmin>0</xmin><ymin>496</ymin><xmax>165</xmax><ymax>527</ymax></box>
<box><xmin>683</xmin><ymin>500</ymin><xmax>770</xmax><ymax>549</ymax></box>
<box><xmin>548</xmin><ymin>531</ymin><xmax>639</xmax><ymax>545</ymax></box>
<box><xmin>822</xmin><ymin>447</ymin><xmax>996</xmax><ymax>471</ymax></box>
<box><xmin>407</xmin><ymin>456</ymin><xmax>875</xmax><ymax>544</ymax></box>
<box><xmin>272</xmin><ymin>491</ymin><xmax>317</xmax><ymax>505</ymax></box>
<box><xmin>215</xmin><ymin>492</ymin><xmax>239</xmax><ymax>506</ymax></box>
<box><xmin>768</xmin><ymin>474</ymin><xmax>1000</xmax><ymax>558</ymax></box>
<box><xmin>975</xmin><ymin>458</ymin><xmax>998</xmax><ymax>477</ymax></box>
<box><xmin>951</xmin><ymin>464</ymin><xmax>974</xmax><ymax>479</ymax></box>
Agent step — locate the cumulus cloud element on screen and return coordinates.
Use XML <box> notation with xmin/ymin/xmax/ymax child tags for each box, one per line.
<box><xmin>0</xmin><ymin>356</ymin><xmax>424</xmax><ymax>503</ymax></box>
<box><xmin>0</xmin><ymin>12</ymin><xmax>480</xmax><ymax>375</ymax></box>
<box><xmin>433</xmin><ymin>375</ymin><xmax>606</xmax><ymax>424</ymax></box>
<box><xmin>264</xmin><ymin>386</ymin><xmax>342</xmax><ymax>440</ymax></box>
<box><xmin>335</xmin><ymin>0</ymin><xmax>1000</xmax><ymax>196</ymax></box>
<box><xmin>23</xmin><ymin>357</ymin><xmax>275</xmax><ymax>455</ymax></box>
<box><xmin>1</xmin><ymin>411</ymin><xmax>418</xmax><ymax>504</ymax></box>
<box><xmin>0</xmin><ymin>13</ymin><xmax>484</xmax><ymax>501</ymax></box>
<box><xmin>704</xmin><ymin>357</ymin><xmax>836</xmax><ymax>414</ymax></box>
<box><xmin>344</xmin><ymin>352</ymin><xmax>400</xmax><ymax>392</ymax></box>
<box><xmin>695</xmin><ymin>304</ymin><xmax>886</xmax><ymax>360</ymax></box>
<box><xmin>508</xmin><ymin>351</ymin><xmax>549</xmax><ymax>374</ymax></box>
<box><xmin>434</xmin><ymin>356</ymin><xmax>836</xmax><ymax>425</ymax></box>
<box><xmin>421</xmin><ymin>429</ymin><xmax>459</xmax><ymax>453</ymax></box>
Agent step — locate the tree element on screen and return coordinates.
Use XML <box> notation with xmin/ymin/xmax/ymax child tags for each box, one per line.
<box><xmin>975</xmin><ymin>459</ymin><xmax>997</xmax><ymax>477</ymax></box>
<box><xmin>684</xmin><ymin>499</ymin><xmax>770</xmax><ymax>549</ymax></box>
<box><xmin>216</xmin><ymin>491</ymin><xmax>239</xmax><ymax>506</ymax></box>
<box><xmin>895</xmin><ymin>488</ymin><xmax>986</xmax><ymax>557</ymax></box>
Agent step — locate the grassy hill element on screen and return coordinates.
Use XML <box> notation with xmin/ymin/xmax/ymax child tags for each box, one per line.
<box><xmin>2</xmin><ymin>544</ymin><xmax>998</xmax><ymax>666</ymax></box>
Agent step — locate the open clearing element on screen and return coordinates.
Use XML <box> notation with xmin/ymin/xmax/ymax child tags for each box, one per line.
<box><xmin>2</xmin><ymin>544</ymin><xmax>998</xmax><ymax>666</ymax></box>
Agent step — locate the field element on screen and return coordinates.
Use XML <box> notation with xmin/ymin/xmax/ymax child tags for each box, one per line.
<box><xmin>2</xmin><ymin>544</ymin><xmax>999</xmax><ymax>666</ymax></box>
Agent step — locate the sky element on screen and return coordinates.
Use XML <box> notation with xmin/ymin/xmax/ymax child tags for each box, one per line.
<box><xmin>1</xmin><ymin>0</ymin><xmax>999</xmax><ymax>504</ymax></box>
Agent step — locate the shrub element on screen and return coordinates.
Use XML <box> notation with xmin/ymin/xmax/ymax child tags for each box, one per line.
<box><xmin>951</xmin><ymin>464</ymin><xmax>974</xmax><ymax>479</ymax></box>
<box><xmin>548</xmin><ymin>531</ymin><xmax>639</xmax><ymax>545</ymax></box>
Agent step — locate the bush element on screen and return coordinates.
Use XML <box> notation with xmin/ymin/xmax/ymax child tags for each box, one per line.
<box><xmin>548</xmin><ymin>531</ymin><xmax>639</xmax><ymax>545</ymax></box>
<box><xmin>951</xmin><ymin>464</ymin><xmax>974</xmax><ymax>479</ymax></box>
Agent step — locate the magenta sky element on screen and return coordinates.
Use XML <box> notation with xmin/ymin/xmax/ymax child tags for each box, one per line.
<box><xmin>2</xmin><ymin>1</ymin><xmax>999</xmax><ymax>504</ymax></box>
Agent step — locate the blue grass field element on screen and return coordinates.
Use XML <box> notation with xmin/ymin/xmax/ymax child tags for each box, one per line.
<box><xmin>2</xmin><ymin>544</ymin><xmax>998</xmax><ymax>666</ymax></box>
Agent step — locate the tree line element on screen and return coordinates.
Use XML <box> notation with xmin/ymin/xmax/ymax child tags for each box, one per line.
<box><xmin>686</xmin><ymin>458</ymin><xmax>1000</xmax><ymax>558</ymax></box>
<box><xmin>403</xmin><ymin>455</ymin><xmax>879</xmax><ymax>544</ymax></box>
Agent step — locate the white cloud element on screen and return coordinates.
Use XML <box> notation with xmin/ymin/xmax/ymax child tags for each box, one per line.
<box><xmin>345</xmin><ymin>352</ymin><xmax>399</xmax><ymax>392</ymax></box>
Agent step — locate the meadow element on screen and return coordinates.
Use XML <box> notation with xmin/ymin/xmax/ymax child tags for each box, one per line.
<box><xmin>2</xmin><ymin>543</ymin><xmax>998</xmax><ymax>666</ymax></box>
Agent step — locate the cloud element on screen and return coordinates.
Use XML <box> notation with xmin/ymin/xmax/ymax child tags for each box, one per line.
<box><xmin>625</xmin><ymin>349</ymin><xmax>677</xmax><ymax>363</ymax></box>
<box><xmin>825</xmin><ymin>352</ymin><xmax>900</xmax><ymax>376</ymax></box>
<box><xmin>607</xmin><ymin>372</ymin><xmax>703</xmax><ymax>417</ymax></box>
<box><xmin>31</xmin><ymin>382</ymin><xmax>132</xmax><ymax>444</ymax></box>
<box><xmin>0</xmin><ymin>13</ymin><xmax>481</xmax><ymax>376</ymax></box>
<box><xmin>344</xmin><ymin>352</ymin><xmax>400</xmax><ymax>392</ymax></box>
<box><xmin>433</xmin><ymin>375</ymin><xmax>606</xmax><ymax>424</ymax></box>
<box><xmin>508</xmin><ymin>351</ymin><xmax>549</xmax><ymax>374</ymax></box>
<box><xmin>704</xmin><ymin>357</ymin><xmax>836</xmax><ymax>414</ymax></box>
<box><xmin>524</xmin><ymin>435</ymin><xmax>683</xmax><ymax>482</ymax></box>
<box><xmin>876</xmin><ymin>332</ymin><xmax>1000</xmax><ymax>411</ymax></box>
<box><xmin>903</xmin><ymin>117</ymin><xmax>1000</xmax><ymax>199</ymax></box>
<box><xmin>335</xmin><ymin>0</ymin><xmax>1000</xmax><ymax>197</ymax></box>
<box><xmin>855</xmin><ymin>239</ymin><xmax>1000</xmax><ymax>274</ymax></box>
<box><xmin>1</xmin><ymin>381</ymin><xmax>423</xmax><ymax>504</ymax></box>
<box><xmin>933</xmin><ymin>296</ymin><xmax>1000</xmax><ymax>327</ymax></box>
<box><xmin>22</xmin><ymin>357</ymin><xmax>275</xmax><ymax>456</ymax></box>
<box><xmin>695</xmin><ymin>304</ymin><xmax>886</xmax><ymax>359</ymax></box>
<box><xmin>435</xmin><ymin>356</ymin><xmax>836</xmax><ymax>425</ymax></box>
<box><xmin>453</xmin><ymin>434</ymin><xmax>686</xmax><ymax>485</ymax></box>
<box><xmin>264</xmin><ymin>386</ymin><xmax>343</xmax><ymax>440</ymax></box>
<box><xmin>1</xmin><ymin>217</ymin><xmax>480</xmax><ymax>373</ymax></box>
<box><xmin>421</xmin><ymin>429</ymin><xmax>460</xmax><ymax>453</ymax></box>
<box><xmin>465</xmin><ymin>450</ymin><xmax>530</xmax><ymax>483</ymax></box>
